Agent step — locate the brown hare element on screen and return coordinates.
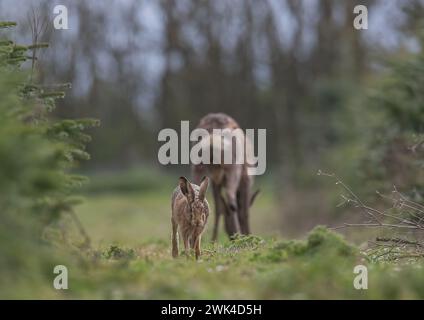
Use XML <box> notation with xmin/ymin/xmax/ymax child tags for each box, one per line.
<box><xmin>171</xmin><ymin>176</ymin><xmax>210</xmax><ymax>259</ymax></box>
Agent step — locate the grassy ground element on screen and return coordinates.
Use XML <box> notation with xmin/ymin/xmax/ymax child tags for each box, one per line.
<box><xmin>76</xmin><ymin>185</ymin><xmax>280</xmax><ymax>247</ymax></box>
<box><xmin>48</xmin><ymin>224</ymin><xmax>424</xmax><ymax>300</ymax></box>
<box><xmin>13</xmin><ymin>169</ymin><xmax>424</xmax><ymax>299</ymax></box>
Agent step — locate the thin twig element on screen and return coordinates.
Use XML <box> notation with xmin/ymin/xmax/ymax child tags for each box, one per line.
<box><xmin>376</xmin><ymin>237</ymin><xmax>424</xmax><ymax>248</ymax></box>
<box><xmin>320</xmin><ymin>171</ymin><xmax>424</xmax><ymax>260</ymax></box>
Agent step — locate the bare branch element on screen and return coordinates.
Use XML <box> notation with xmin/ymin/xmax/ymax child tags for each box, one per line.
<box><xmin>320</xmin><ymin>170</ymin><xmax>424</xmax><ymax>261</ymax></box>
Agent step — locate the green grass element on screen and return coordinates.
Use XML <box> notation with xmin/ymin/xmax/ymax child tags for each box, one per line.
<box><xmin>41</xmin><ymin>226</ymin><xmax>424</xmax><ymax>299</ymax></box>
<box><xmin>8</xmin><ymin>170</ymin><xmax>424</xmax><ymax>299</ymax></box>
<box><xmin>59</xmin><ymin>176</ymin><xmax>424</xmax><ymax>299</ymax></box>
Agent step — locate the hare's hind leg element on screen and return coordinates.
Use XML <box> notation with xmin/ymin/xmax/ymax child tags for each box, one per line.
<box><xmin>171</xmin><ymin>218</ymin><xmax>179</xmax><ymax>258</ymax></box>
<box><xmin>183</xmin><ymin>233</ymin><xmax>190</xmax><ymax>256</ymax></box>
<box><xmin>190</xmin><ymin>235</ymin><xmax>196</xmax><ymax>249</ymax></box>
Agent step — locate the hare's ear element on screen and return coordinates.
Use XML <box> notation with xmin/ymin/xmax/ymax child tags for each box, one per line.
<box><xmin>198</xmin><ymin>176</ymin><xmax>209</xmax><ymax>201</ymax></box>
<box><xmin>179</xmin><ymin>176</ymin><xmax>195</xmax><ymax>202</ymax></box>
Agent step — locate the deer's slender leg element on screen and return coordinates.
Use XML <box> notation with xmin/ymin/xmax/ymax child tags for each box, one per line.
<box><xmin>212</xmin><ymin>183</ymin><xmax>222</xmax><ymax>241</ymax></box>
<box><xmin>223</xmin><ymin>165</ymin><xmax>242</xmax><ymax>238</ymax></box>
<box><xmin>171</xmin><ymin>218</ymin><xmax>179</xmax><ymax>258</ymax></box>
<box><xmin>222</xmin><ymin>195</ymin><xmax>239</xmax><ymax>238</ymax></box>
<box><xmin>237</xmin><ymin>178</ymin><xmax>250</xmax><ymax>235</ymax></box>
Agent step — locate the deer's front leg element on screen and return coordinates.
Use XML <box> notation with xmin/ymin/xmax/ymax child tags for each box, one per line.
<box><xmin>237</xmin><ymin>176</ymin><xmax>251</xmax><ymax>235</ymax></box>
<box><xmin>171</xmin><ymin>218</ymin><xmax>179</xmax><ymax>258</ymax></box>
<box><xmin>212</xmin><ymin>183</ymin><xmax>222</xmax><ymax>242</ymax></box>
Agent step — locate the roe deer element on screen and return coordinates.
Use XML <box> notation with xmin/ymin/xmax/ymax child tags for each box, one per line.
<box><xmin>192</xmin><ymin>113</ymin><xmax>259</xmax><ymax>241</ymax></box>
<box><xmin>171</xmin><ymin>176</ymin><xmax>210</xmax><ymax>259</ymax></box>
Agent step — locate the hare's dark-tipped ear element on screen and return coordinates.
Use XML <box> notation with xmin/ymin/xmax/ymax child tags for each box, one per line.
<box><xmin>179</xmin><ymin>176</ymin><xmax>195</xmax><ymax>201</ymax></box>
<box><xmin>198</xmin><ymin>176</ymin><xmax>209</xmax><ymax>201</ymax></box>
<box><xmin>179</xmin><ymin>176</ymin><xmax>189</xmax><ymax>195</ymax></box>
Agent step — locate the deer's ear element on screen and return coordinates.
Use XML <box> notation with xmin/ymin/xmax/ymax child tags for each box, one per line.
<box><xmin>250</xmin><ymin>189</ymin><xmax>260</xmax><ymax>207</ymax></box>
<box><xmin>179</xmin><ymin>176</ymin><xmax>195</xmax><ymax>202</ymax></box>
<box><xmin>198</xmin><ymin>176</ymin><xmax>209</xmax><ymax>201</ymax></box>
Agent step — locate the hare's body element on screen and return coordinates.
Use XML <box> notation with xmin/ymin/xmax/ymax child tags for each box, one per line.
<box><xmin>171</xmin><ymin>177</ymin><xmax>209</xmax><ymax>259</ymax></box>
